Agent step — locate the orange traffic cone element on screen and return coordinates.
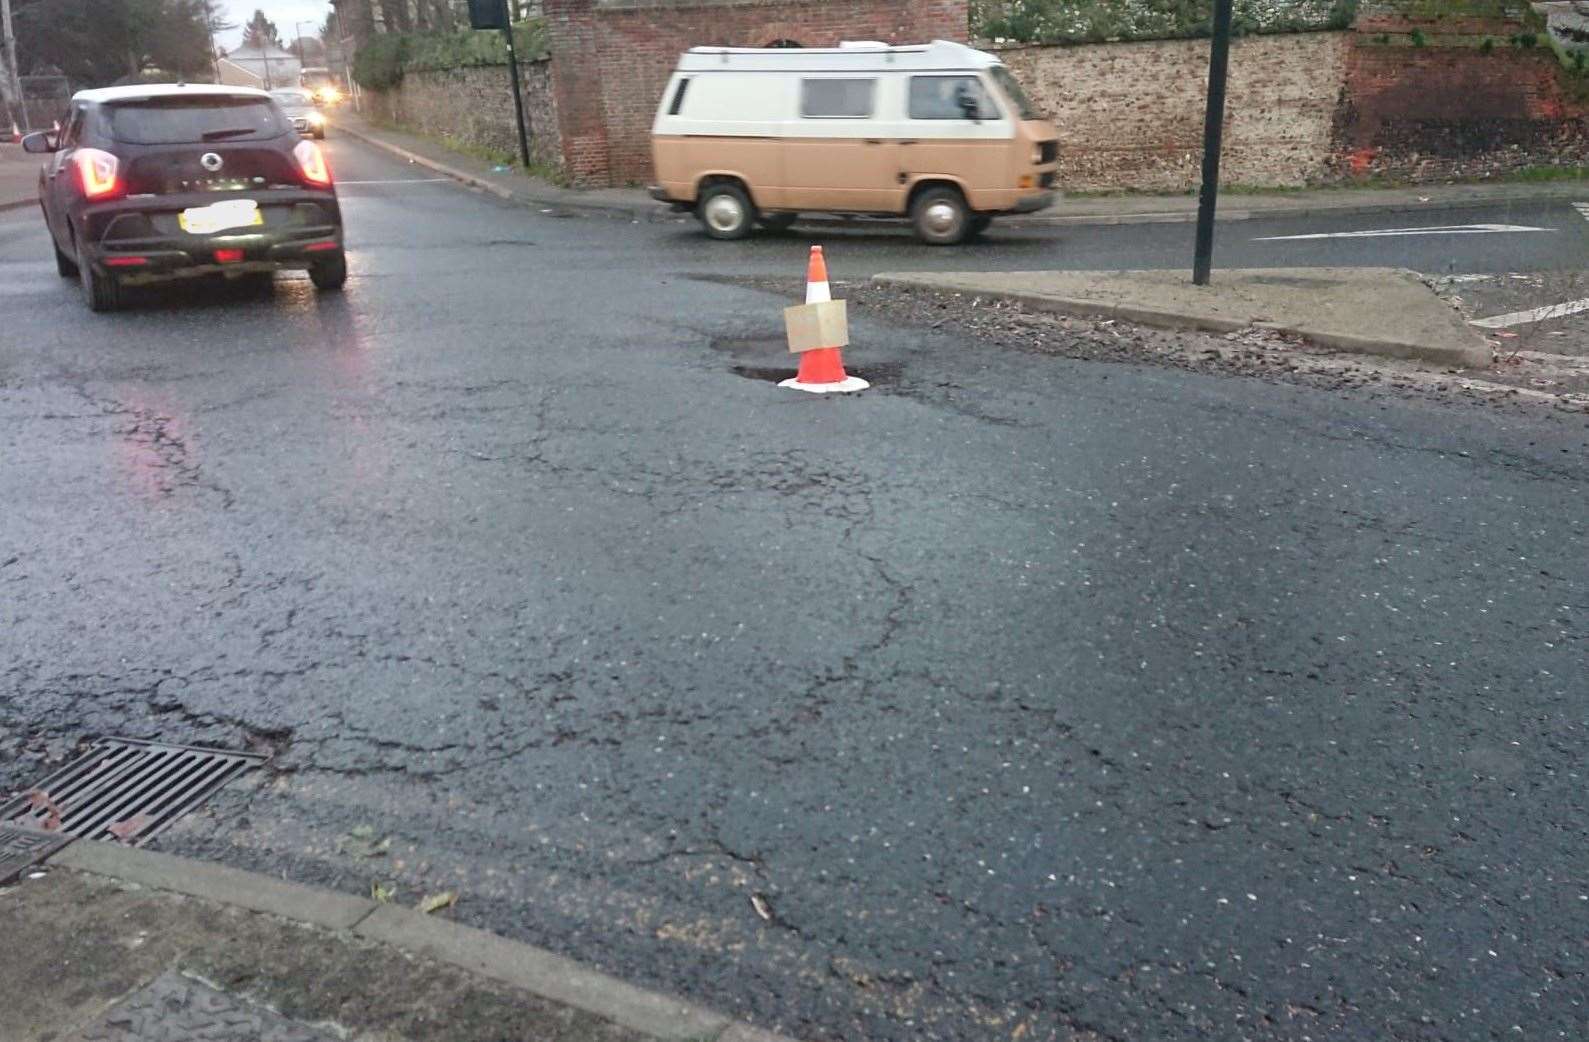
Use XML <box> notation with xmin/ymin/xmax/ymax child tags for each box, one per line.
<box><xmin>779</xmin><ymin>246</ymin><xmax>869</xmax><ymax>394</ymax></box>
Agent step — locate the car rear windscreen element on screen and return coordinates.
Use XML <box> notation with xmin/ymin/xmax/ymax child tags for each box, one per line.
<box><xmin>107</xmin><ymin>96</ymin><xmax>287</xmax><ymax>145</ymax></box>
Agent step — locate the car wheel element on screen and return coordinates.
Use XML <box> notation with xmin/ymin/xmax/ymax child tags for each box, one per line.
<box><xmin>697</xmin><ymin>182</ymin><xmax>754</xmax><ymax>240</ymax></box>
<box><xmin>310</xmin><ymin>249</ymin><xmax>348</xmax><ymax>291</ymax></box>
<box><xmin>912</xmin><ymin>186</ymin><xmax>971</xmax><ymax>246</ymax></box>
<box><xmin>759</xmin><ymin>212</ymin><xmax>799</xmax><ymax>233</ymax></box>
<box><xmin>314</xmin><ymin>127</ymin><xmax>326</xmax><ymax>140</ymax></box>
<box><xmin>53</xmin><ymin>237</ymin><xmax>78</xmax><ymax>278</ymax></box>
<box><xmin>79</xmin><ymin>257</ymin><xmax>121</xmax><ymax>312</ymax></box>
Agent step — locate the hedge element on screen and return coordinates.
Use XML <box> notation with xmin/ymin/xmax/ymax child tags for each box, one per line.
<box><xmin>353</xmin><ymin>20</ymin><xmax>549</xmax><ymax>90</ymax></box>
<box><xmin>971</xmin><ymin>0</ymin><xmax>1359</xmax><ymax>44</ymax></box>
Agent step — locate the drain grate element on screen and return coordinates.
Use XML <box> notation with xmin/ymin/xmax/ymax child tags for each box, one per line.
<box><xmin>0</xmin><ymin>738</ymin><xmax>265</xmax><ymax>846</ymax></box>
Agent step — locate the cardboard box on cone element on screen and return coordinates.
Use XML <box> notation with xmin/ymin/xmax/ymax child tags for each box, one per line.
<box><xmin>783</xmin><ymin>300</ymin><xmax>849</xmax><ymax>354</ymax></box>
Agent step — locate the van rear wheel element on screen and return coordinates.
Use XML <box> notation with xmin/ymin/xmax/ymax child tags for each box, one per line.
<box><xmin>912</xmin><ymin>186</ymin><xmax>971</xmax><ymax>246</ymax></box>
<box><xmin>698</xmin><ymin>183</ymin><xmax>754</xmax><ymax>240</ymax></box>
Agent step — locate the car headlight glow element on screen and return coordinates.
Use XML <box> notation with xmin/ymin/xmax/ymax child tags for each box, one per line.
<box><xmin>307</xmin><ymin>111</ymin><xmax>325</xmax><ymax>124</ymax></box>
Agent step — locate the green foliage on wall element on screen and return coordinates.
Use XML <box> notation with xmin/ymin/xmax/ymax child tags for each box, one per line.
<box><xmin>971</xmin><ymin>0</ymin><xmax>1359</xmax><ymax>45</ymax></box>
<box><xmin>353</xmin><ymin>20</ymin><xmax>547</xmax><ymax>90</ymax></box>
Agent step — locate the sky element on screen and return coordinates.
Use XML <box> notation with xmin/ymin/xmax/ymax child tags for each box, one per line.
<box><xmin>216</xmin><ymin>0</ymin><xmax>335</xmax><ymax>50</ymax></box>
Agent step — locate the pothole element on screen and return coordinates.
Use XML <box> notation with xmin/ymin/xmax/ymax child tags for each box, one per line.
<box><xmin>710</xmin><ymin>335</ymin><xmax>784</xmax><ymax>355</ymax></box>
<box><xmin>732</xmin><ymin>361</ymin><xmax>904</xmax><ymax>385</ymax></box>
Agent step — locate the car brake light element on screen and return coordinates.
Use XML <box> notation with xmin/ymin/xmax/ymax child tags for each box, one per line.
<box><xmin>104</xmin><ymin>256</ymin><xmax>148</xmax><ymax>267</ymax></box>
<box><xmin>214</xmin><ymin>248</ymin><xmax>244</xmax><ymax>264</ymax></box>
<box><xmin>73</xmin><ymin>148</ymin><xmax>122</xmax><ymax>200</ymax></box>
<box><xmin>293</xmin><ymin>139</ymin><xmax>332</xmax><ymax>187</ymax></box>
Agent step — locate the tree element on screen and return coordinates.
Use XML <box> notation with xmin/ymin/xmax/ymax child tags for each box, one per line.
<box><xmin>12</xmin><ymin>0</ymin><xmax>215</xmax><ymax>86</ymax></box>
<box><xmin>240</xmin><ymin>8</ymin><xmax>281</xmax><ymax>50</ymax></box>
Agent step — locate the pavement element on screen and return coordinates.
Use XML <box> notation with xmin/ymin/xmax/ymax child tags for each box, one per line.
<box><xmin>3</xmin><ymin>838</ymin><xmax>787</xmax><ymax>1042</ymax></box>
<box><xmin>872</xmin><ymin>267</ymin><xmax>1494</xmax><ymax>368</ymax></box>
<box><xmin>0</xmin><ymin>143</ymin><xmax>39</xmax><ymax>212</ymax></box>
<box><xmin>330</xmin><ymin>109</ymin><xmax>1589</xmax><ymax>227</ymax></box>
<box><xmin>3</xmin><ymin>134</ymin><xmax>1588</xmax><ymax>1042</ymax></box>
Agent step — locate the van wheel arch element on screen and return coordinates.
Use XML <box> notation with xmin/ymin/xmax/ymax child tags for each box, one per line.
<box><xmin>906</xmin><ymin>178</ymin><xmax>968</xmax><ymax>213</ymax></box>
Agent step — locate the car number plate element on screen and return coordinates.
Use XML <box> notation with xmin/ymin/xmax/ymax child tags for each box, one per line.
<box><xmin>179</xmin><ymin>200</ymin><xmax>263</xmax><ymax>235</ymax></box>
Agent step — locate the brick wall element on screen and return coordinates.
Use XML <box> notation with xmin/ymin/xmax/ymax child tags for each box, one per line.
<box><xmin>998</xmin><ymin>32</ymin><xmax>1349</xmax><ymax>192</ymax></box>
<box><xmin>364</xmin><ymin>2</ymin><xmax>1589</xmax><ymax>193</ymax></box>
<box><xmin>545</xmin><ymin>0</ymin><xmax>970</xmax><ymax>185</ymax></box>
<box><xmin>365</xmin><ymin>59</ymin><xmax>563</xmax><ymax>171</ymax></box>
<box><xmin>1334</xmin><ymin>33</ymin><xmax>1589</xmax><ymax>181</ymax></box>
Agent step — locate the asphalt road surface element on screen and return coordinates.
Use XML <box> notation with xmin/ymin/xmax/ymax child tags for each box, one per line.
<box><xmin>2</xmin><ymin>136</ymin><xmax>1586</xmax><ymax>1041</ymax></box>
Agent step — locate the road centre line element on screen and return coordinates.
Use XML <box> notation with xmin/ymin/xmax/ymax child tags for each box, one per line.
<box><xmin>1254</xmin><ymin>223</ymin><xmax>1555</xmax><ymax>241</ymax></box>
<box><xmin>1470</xmin><ymin>297</ymin><xmax>1589</xmax><ymax>329</ymax></box>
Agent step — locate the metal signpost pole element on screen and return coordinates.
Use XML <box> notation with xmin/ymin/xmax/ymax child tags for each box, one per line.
<box><xmin>1192</xmin><ymin>0</ymin><xmax>1234</xmax><ymax>287</ymax></box>
<box><xmin>502</xmin><ymin>2</ymin><xmax>532</xmax><ymax>168</ymax></box>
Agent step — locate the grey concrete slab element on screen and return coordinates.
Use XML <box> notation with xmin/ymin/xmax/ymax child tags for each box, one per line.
<box><xmin>873</xmin><ymin>266</ymin><xmax>1494</xmax><ymax>367</ymax></box>
<box><xmin>355</xmin><ymin>905</ymin><xmax>730</xmax><ymax>1041</ymax></box>
<box><xmin>50</xmin><ymin>842</ymin><xmax>377</xmax><ymax>930</ymax></box>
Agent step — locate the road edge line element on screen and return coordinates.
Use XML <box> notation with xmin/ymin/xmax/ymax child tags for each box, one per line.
<box><xmin>46</xmin><ymin>841</ymin><xmax>798</xmax><ymax>1042</ymax></box>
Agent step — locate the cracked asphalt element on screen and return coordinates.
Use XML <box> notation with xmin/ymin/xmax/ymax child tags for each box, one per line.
<box><xmin>2</xmin><ymin>137</ymin><xmax>1587</xmax><ymax>1041</ymax></box>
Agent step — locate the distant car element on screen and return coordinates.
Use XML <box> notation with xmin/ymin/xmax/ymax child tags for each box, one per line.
<box><xmin>23</xmin><ymin>83</ymin><xmax>345</xmax><ymax>312</ymax></box>
<box><xmin>271</xmin><ymin>88</ymin><xmax>326</xmax><ymax>139</ymax></box>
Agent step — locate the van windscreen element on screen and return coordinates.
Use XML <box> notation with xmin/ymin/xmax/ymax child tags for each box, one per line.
<box><xmin>990</xmin><ymin>66</ymin><xmax>1038</xmax><ymax>120</ymax></box>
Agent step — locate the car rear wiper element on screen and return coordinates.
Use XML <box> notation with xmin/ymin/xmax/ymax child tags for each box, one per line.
<box><xmin>201</xmin><ymin>128</ymin><xmax>257</xmax><ymax>140</ymax></box>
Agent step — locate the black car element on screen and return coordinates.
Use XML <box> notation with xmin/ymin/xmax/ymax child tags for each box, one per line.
<box><xmin>23</xmin><ymin>83</ymin><xmax>345</xmax><ymax>311</ymax></box>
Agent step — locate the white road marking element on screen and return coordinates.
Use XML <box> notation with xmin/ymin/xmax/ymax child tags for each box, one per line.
<box><xmin>1255</xmin><ymin>224</ymin><xmax>1555</xmax><ymax>241</ymax></box>
<box><xmin>1470</xmin><ymin>297</ymin><xmax>1589</xmax><ymax>328</ymax></box>
<box><xmin>1573</xmin><ymin>202</ymin><xmax>1589</xmax><ymax>222</ymax></box>
<box><xmin>336</xmin><ymin>177</ymin><xmax>451</xmax><ymax>185</ymax></box>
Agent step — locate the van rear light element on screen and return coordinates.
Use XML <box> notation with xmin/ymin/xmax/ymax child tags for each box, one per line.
<box><xmin>293</xmin><ymin>139</ymin><xmax>332</xmax><ymax>187</ymax></box>
<box><xmin>73</xmin><ymin>148</ymin><xmax>123</xmax><ymax>200</ymax></box>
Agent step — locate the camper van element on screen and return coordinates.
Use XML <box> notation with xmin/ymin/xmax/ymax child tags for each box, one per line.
<box><xmin>650</xmin><ymin>40</ymin><xmax>1059</xmax><ymax>245</ymax></box>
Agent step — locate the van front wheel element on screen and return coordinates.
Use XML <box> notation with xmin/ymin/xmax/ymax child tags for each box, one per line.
<box><xmin>698</xmin><ymin>183</ymin><xmax>754</xmax><ymax>240</ymax></box>
<box><xmin>912</xmin><ymin>186</ymin><xmax>971</xmax><ymax>246</ymax></box>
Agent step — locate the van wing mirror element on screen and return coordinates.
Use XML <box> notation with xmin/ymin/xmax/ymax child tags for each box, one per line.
<box><xmin>21</xmin><ymin>130</ymin><xmax>57</xmax><ymax>154</ymax></box>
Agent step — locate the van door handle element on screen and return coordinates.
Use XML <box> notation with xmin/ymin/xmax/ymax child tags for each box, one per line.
<box><xmin>899</xmin><ymin>140</ymin><xmax>918</xmax><ymax>146</ymax></box>
<box><xmin>865</xmin><ymin>139</ymin><xmax>883</xmax><ymax>145</ymax></box>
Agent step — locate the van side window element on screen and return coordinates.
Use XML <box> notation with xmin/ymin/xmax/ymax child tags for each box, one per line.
<box><xmin>668</xmin><ymin>78</ymin><xmax>691</xmax><ymax>116</ymax></box>
<box><xmin>909</xmin><ymin>76</ymin><xmax>997</xmax><ymax>121</ymax></box>
<box><xmin>800</xmin><ymin>79</ymin><xmax>875</xmax><ymax>119</ymax></box>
